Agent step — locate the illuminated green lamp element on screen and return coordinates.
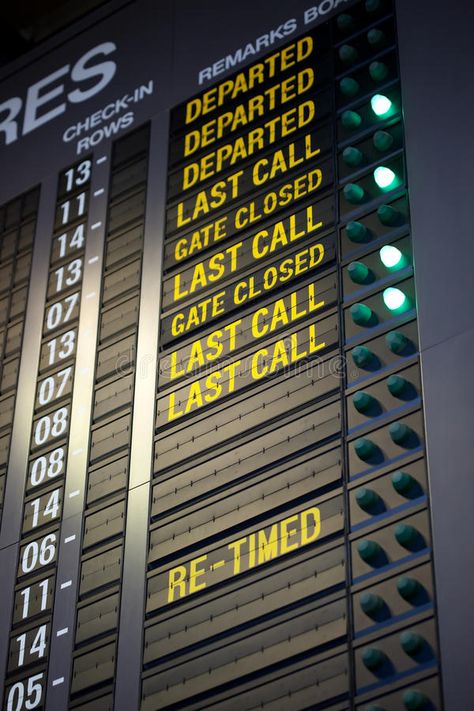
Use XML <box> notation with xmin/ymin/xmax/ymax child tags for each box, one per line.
<box><xmin>383</xmin><ymin>287</ymin><xmax>410</xmax><ymax>313</ymax></box>
<box><xmin>374</xmin><ymin>165</ymin><xmax>399</xmax><ymax>190</ymax></box>
<box><xmin>371</xmin><ymin>93</ymin><xmax>392</xmax><ymax>116</ymax></box>
<box><xmin>379</xmin><ymin>245</ymin><xmax>407</xmax><ymax>271</ymax></box>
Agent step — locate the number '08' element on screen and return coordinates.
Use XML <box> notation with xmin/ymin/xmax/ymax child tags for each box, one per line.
<box><xmin>33</xmin><ymin>407</ymin><xmax>68</xmax><ymax>447</ymax></box>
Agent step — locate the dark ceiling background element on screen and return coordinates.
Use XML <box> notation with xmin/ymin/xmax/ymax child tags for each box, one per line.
<box><xmin>0</xmin><ymin>0</ymin><xmax>111</xmax><ymax>66</ymax></box>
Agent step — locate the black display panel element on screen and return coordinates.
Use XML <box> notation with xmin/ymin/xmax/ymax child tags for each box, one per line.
<box><xmin>0</xmin><ymin>0</ymin><xmax>450</xmax><ymax>709</ymax></box>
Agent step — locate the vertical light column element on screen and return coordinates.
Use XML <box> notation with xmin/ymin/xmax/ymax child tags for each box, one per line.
<box><xmin>45</xmin><ymin>150</ymin><xmax>111</xmax><ymax>709</ymax></box>
<box><xmin>114</xmin><ymin>114</ymin><xmax>169</xmax><ymax>711</ymax></box>
<box><xmin>0</xmin><ymin>181</ymin><xmax>54</xmax><ymax>701</ymax></box>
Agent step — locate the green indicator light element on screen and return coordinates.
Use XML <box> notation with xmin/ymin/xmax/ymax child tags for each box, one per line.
<box><xmin>352</xmin><ymin>345</ymin><xmax>374</xmax><ymax>367</ymax></box>
<box><xmin>354</xmin><ymin>437</ymin><xmax>377</xmax><ymax>461</ymax></box>
<box><xmin>389</xmin><ymin>421</ymin><xmax>412</xmax><ymax>445</ymax></box>
<box><xmin>392</xmin><ymin>470</ymin><xmax>415</xmax><ymax>495</ymax></box>
<box><xmin>367</xmin><ymin>28</ymin><xmax>385</xmax><ymax>46</ymax></box>
<box><xmin>344</xmin><ymin>182</ymin><xmax>365</xmax><ymax>203</ymax></box>
<box><xmin>362</xmin><ymin>646</ymin><xmax>385</xmax><ymax>670</ymax></box>
<box><xmin>355</xmin><ymin>486</ymin><xmax>380</xmax><ymax>510</ymax></box>
<box><xmin>379</xmin><ymin>245</ymin><xmax>405</xmax><ymax>270</ymax></box>
<box><xmin>337</xmin><ymin>13</ymin><xmax>355</xmax><ymax>32</ymax></box>
<box><xmin>340</xmin><ymin>76</ymin><xmax>360</xmax><ymax>97</ymax></box>
<box><xmin>371</xmin><ymin>93</ymin><xmax>392</xmax><ymax>116</ymax></box>
<box><xmin>383</xmin><ymin>287</ymin><xmax>410</xmax><ymax>313</ymax></box>
<box><xmin>387</xmin><ymin>374</ymin><xmax>408</xmax><ymax>397</ymax></box>
<box><xmin>397</xmin><ymin>575</ymin><xmax>421</xmax><ymax>601</ymax></box>
<box><xmin>346</xmin><ymin>220</ymin><xmax>368</xmax><ymax>242</ymax></box>
<box><xmin>386</xmin><ymin>330</ymin><xmax>410</xmax><ymax>353</ymax></box>
<box><xmin>342</xmin><ymin>110</ymin><xmax>362</xmax><ymax>129</ymax></box>
<box><xmin>348</xmin><ymin>261</ymin><xmax>371</xmax><ymax>284</ymax></box>
<box><xmin>350</xmin><ymin>303</ymin><xmax>373</xmax><ymax>326</ymax></box>
<box><xmin>343</xmin><ymin>146</ymin><xmax>364</xmax><ymax>167</ymax></box>
<box><xmin>374</xmin><ymin>166</ymin><xmax>397</xmax><ymax>190</ymax></box>
<box><xmin>373</xmin><ymin>129</ymin><xmax>394</xmax><ymax>152</ymax></box>
<box><xmin>357</xmin><ymin>539</ymin><xmax>382</xmax><ymax>563</ymax></box>
<box><xmin>378</xmin><ymin>204</ymin><xmax>401</xmax><ymax>226</ymax></box>
<box><xmin>339</xmin><ymin>44</ymin><xmax>358</xmax><ymax>64</ymax></box>
<box><xmin>395</xmin><ymin>522</ymin><xmax>419</xmax><ymax>548</ymax></box>
<box><xmin>366</xmin><ymin>0</ymin><xmax>381</xmax><ymax>12</ymax></box>
<box><xmin>403</xmin><ymin>690</ymin><xmax>428</xmax><ymax>711</ymax></box>
<box><xmin>400</xmin><ymin>631</ymin><xmax>424</xmax><ymax>656</ymax></box>
<box><xmin>353</xmin><ymin>391</ymin><xmax>376</xmax><ymax>414</ymax></box>
<box><xmin>369</xmin><ymin>61</ymin><xmax>389</xmax><ymax>82</ymax></box>
<box><xmin>360</xmin><ymin>591</ymin><xmax>384</xmax><ymax>615</ymax></box>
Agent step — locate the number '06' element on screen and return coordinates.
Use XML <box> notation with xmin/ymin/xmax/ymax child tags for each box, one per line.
<box><xmin>20</xmin><ymin>534</ymin><xmax>56</xmax><ymax>575</ymax></box>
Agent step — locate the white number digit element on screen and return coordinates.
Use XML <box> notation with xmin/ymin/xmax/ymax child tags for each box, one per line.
<box><xmin>59</xmin><ymin>200</ymin><xmax>69</xmax><ymax>225</ymax></box>
<box><xmin>39</xmin><ymin>534</ymin><xmax>56</xmax><ymax>566</ymax></box>
<box><xmin>38</xmin><ymin>367</ymin><xmax>71</xmax><ymax>406</ymax></box>
<box><xmin>57</xmin><ymin>232</ymin><xmax>67</xmax><ymax>258</ymax></box>
<box><xmin>58</xmin><ymin>330</ymin><xmax>75</xmax><ymax>359</ymax></box>
<box><xmin>46</xmin><ymin>294</ymin><xmax>78</xmax><ymax>331</ymax></box>
<box><xmin>30</xmin><ymin>447</ymin><xmax>64</xmax><ymax>487</ymax></box>
<box><xmin>19</xmin><ymin>580</ymin><xmax>49</xmax><ymax>621</ymax></box>
<box><xmin>7</xmin><ymin>673</ymin><xmax>43</xmax><ymax>711</ymax></box>
<box><xmin>21</xmin><ymin>541</ymin><xmax>39</xmax><ymax>575</ymax></box>
<box><xmin>64</xmin><ymin>168</ymin><xmax>74</xmax><ymax>193</ymax></box>
<box><xmin>64</xmin><ymin>161</ymin><xmax>91</xmax><ymax>191</ymax></box>
<box><xmin>7</xmin><ymin>681</ymin><xmax>25</xmax><ymax>710</ymax></box>
<box><xmin>16</xmin><ymin>633</ymin><xmax>26</xmax><ymax>667</ymax></box>
<box><xmin>76</xmin><ymin>160</ymin><xmax>91</xmax><ymax>185</ymax></box>
<box><xmin>34</xmin><ymin>408</ymin><xmax>68</xmax><ymax>446</ymax></box>
<box><xmin>70</xmin><ymin>223</ymin><xmax>85</xmax><ymax>250</ymax></box>
<box><xmin>43</xmin><ymin>489</ymin><xmax>60</xmax><ymax>521</ymax></box>
<box><xmin>15</xmin><ymin>626</ymin><xmax>47</xmax><ymax>668</ymax></box>
<box><xmin>38</xmin><ymin>580</ymin><xmax>49</xmax><ymax>614</ymax></box>
<box><xmin>29</xmin><ymin>626</ymin><xmax>47</xmax><ymax>661</ymax></box>
<box><xmin>46</xmin><ymin>302</ymin><xmax>61</xmax><ymax>330</ymax></box>
<box><xmin>38</xmin><ymin>376</ymin><xmax>54</xmax><ymax>406</ymax></box>
<box><xmin>22</xmin><ymin>534</ymin><xmax>56</xmax><ymax>574</ymax></box>
<box><xmin>76</xmin><ymin>192</ymin><xmax>86</xmax><ymax>217</ymax></box>
<box><xmin>29</xmin><ymin>499</ymin><xmax>41</xmax><ymax>529</ymax></box>
<box><xmin>51</xmin><ymin>407</ymin><xmax>68</xmax><ymax>437</ymax></box>
<box><xmin>54</xmin><ymin>259</ymin><xmax>82</xmax><ymax>292</ymax></box>
<box><xmin>25</xmin><ymin>673</ymin><xmax>43</xmax><ymax>709</ymax></box>
<box><xmin>33</xmin><ymin>417</ymin><xmax>50</xmax><ymax>447</ymax></box>
<box><xmin>20</xmin><ymin>587</ymin><xmax>30</xmax><ymax>620</ymax></box>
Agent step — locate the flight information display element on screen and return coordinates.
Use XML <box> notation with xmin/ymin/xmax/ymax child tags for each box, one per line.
<box><xmin>0</xmin><ymin>1</ymin><xmax>444</xmax><ymax>710</ymax></box>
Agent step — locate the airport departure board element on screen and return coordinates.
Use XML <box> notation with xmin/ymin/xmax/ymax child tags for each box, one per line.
<box><xmin>0</xmin><ymin>1</ymin><xmax>444</xmax><ymax>710</ymax></box>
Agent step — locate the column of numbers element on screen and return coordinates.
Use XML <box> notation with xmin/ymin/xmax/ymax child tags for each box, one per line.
<box><xmin>4</xmin><ymin>158</ymin><xmax>92</xmax><ymax>710</ymax></box>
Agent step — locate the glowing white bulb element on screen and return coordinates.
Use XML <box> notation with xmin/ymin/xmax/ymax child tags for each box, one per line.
<box><xmin>380</xmin><ymin>245</ymin><xmax>404</xmax><ymax>269</ymax></box>
<box><xmin>374</xmin><ymin>166</ymin><xmax>397</xmax><ymax>189</ymax></box>
<box><xmin>371</xmin><ymin>94</ymin><xmax>392</xmax><ymax>116</ymax></box>
<box><xmin>383</xmin><ymin>287</ymin><xmax>409</xmax><ymax>312</ymax></box>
